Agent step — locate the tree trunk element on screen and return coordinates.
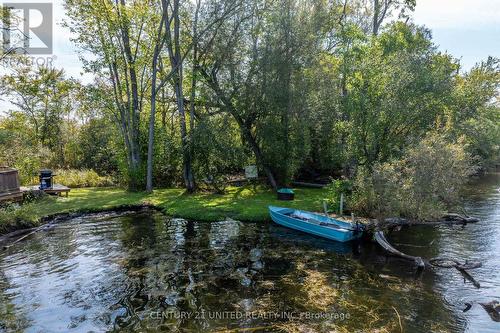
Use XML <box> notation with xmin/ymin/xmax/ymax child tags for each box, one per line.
<box><xmin>185</xmin><ymin>0</ymin><xmax>201</xmax><ymax>191</ymax></box>
<box><xmin>169</xmin><ymin>0</ymin><xmax>195</xmax><ymax>192</ymax></box>
<box><xmin>118</xmin><ymin>0</ymin><xmax>141</xmax><ymax>190</ymax></box>
<box><xmin>146</xmin><ymin>9</ymin><xmax>167</xmax><ymax>193</ymax></box>
<box><xmin>282</xmin><ymin>1</ymin><xmax>292</xmax><ymax>183</ymax></box>
<box><xmin>189</xmin><ymin>0</ymin><xmax>201</xmax><ymax>138</ymax></box>
<box><xmin>146</xmin><ymin>61</ymin><xmax>158</xmax><ymax>193</ymax></box>
<box><xmin>175</xmin><ymin>75</ymin><xmax>195</xmax><ymax>192</ymax></box>
<box><xmin>200</xmin><ymin>69</ymin><xmax>278</xmax><ymax>190</ymax></box>
<box><xmin>372</xmin><ymin>0</ymin><xmax>380</xmax><ymax>35</ymax></box>
<box><xmin>234</xmin><ymin>112</ymin><xmax>278</xmax><ymax>190</ymax></box>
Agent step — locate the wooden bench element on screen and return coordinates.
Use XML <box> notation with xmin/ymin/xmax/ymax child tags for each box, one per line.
<box><xmin>21</xmin><ymin>184</ymin><xmax>71</xmax><ymax>197</ymax></box>
<box><xmin>44</xmin><ymin>184</ymin><xmax>71</xmax><ymax>197</ymax></box>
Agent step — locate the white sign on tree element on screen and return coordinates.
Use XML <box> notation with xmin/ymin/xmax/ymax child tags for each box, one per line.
<box><xmin>245</xmin><ymin>165</ymin><xmax>258</xmax><ymax>179</ymax></box>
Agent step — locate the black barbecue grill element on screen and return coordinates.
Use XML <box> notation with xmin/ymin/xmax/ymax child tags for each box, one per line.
<box><xmin>39</xmin><ymin>169</ymin><xmax>55</xmax><ymax>190</ymax></box>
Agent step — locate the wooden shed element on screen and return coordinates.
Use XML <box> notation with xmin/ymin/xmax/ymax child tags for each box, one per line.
<box><xmin>0</xmin><ymin>167</ymin><xmax>23</xmax><ymax>203</ymax></box>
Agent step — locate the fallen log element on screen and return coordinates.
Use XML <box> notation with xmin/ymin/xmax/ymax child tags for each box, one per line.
<box><xmin>429</xmin><ymin>257</ymin><xmax>482</xmax><ymax>288</ymax></box>
<box><xmin>461</xmin><ymin>300</ymin><xmax>500</xmax><ymax>321</ymax></box>
<box><xmin>291</xmin><ymin>181</ymin><xmax>326</xmax><ymax>188</ymax></box>
<box><xmin>374</xmin><ymin>231</ymin><xmax>425</xmax><ymax>268</ymax></box>
<box><xmin>364</xmin><ymin>214</ymin><xmax>479</xmax><ymax>232</ymax></box>
<box><xmin>458</xmin><ymin>268</ymin><xmax>481</xmax><ymax>289</ymax></box>
<box><xmin>2</xmin><ymin>223</ymin><xmax>52</xmax><ymax>250</ymax></box>
<box><xmin>428</xmin><ymin>257</ymin><xmax>482</xmax><ymax>270</ymax></box>
<box><xmin>374</xmin><ymin>231</ymin><xmax>483</xmax><ymax>286</ymax></box>
<box><xmin>480</xmin><ymin>300</ymin><xmax>500</xmax><ymax>322</ymax></box>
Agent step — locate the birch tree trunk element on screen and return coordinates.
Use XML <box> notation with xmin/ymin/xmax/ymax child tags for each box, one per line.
<box><xmin>117</xmin><ymin>0</ymin><xmax>142</xmax><ymax>190</ymax></box>
<box><xmin>166</xmin><ymin>0</ymin><xmax>195</xmax><ymax>192</ymax></box>
<box><xmin>146</xmin><ymin>10</ymin><xmax>166</xmax><ymax>193</ymax></box>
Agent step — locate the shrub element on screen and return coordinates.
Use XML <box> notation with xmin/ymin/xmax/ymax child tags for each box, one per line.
<box><xmin>23</xmin><ymin>189</ymin><xmax>49</xmax><ymax>203</ymax></box>
<box><xmin>56</xmin><ymin>169</ymin><xmax>115</xmax><ymax>188</ymax></box>
<box><xmin>324</xmin><ymin>178</ymin><xmax>352</xmax><ymax>214</ymax></box>
<box><xmin>351</xmin><ymin>134</ymin><xmax>477</xmax><ymax>220</ymax></box>
<box><xmin>0</xmin><ymin>197</ymin><xmax>55</xmax><ymax>234</ymax></box>
<box><xmin>25</xmin><ymin>169</ymin><xmax>114</xmax><ymax>188</ymax></box>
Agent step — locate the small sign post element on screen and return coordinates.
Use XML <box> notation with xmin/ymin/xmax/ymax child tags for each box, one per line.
<box><xmin>340</xmin><ymin>193</ymin><xmax>344</xmax><ymax>216</ymax></box>
<box><xmin>323</xmin><ymin>200</ymin><xmax>329</xmax><ymax>216</ymax></box>
<box><xmin>245</xmin><ymin>165</ymin><xmax>258</xmax><ymax>189</ymax></box>
<box><xmin>244</xmin><ymin>165</ymin><xmax>258</xmax><ymax>179</ymax></box>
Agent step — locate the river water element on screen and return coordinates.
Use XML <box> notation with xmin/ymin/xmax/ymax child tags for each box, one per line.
<box><xmin>0</xmin><ymin>174</ymin><xmax>499</xmax><ymax>332</ymax></box>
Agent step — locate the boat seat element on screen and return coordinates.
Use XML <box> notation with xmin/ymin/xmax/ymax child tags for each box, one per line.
<box><xmin>288</xmin><ymin>213</ymin><xmax>344</xmax><ymax>230</ymax></box>
<box><xmin>288</xmin><ymin>213</ymin><xmax>308</xmax><ymax>221</ymax></box>
<box><xmin>319</xmin><ymin>222</ymin><xmax>343</xmax><ymax>229</ymax></box>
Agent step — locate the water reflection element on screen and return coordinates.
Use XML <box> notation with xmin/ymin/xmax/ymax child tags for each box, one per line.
<box><xmin>0</xmin><ymin>175</ymin><xmax>498</xmax><ymax>332</ymax></box>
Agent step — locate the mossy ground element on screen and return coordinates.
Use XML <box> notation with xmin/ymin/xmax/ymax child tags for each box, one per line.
<box><xmin>0</xmin><ymin>186</ymin><xmax>329</xmax><ymax>235</ymax></box>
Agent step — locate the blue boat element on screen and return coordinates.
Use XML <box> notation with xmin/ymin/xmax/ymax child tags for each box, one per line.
<box><xmin>268</xmin><ymin>206</ymin><xmax>363</xmax><ymax>242</ymax></box>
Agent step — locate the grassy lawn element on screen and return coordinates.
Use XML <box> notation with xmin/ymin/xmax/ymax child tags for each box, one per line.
<box><xmin>0</xmin><ymin>186</ymin><xmax>329</xmax><ymax>235</ymax></box>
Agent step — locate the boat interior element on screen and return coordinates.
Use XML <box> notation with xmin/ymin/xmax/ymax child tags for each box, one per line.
<box><xmin>285</xmin><ymin>212</ymin><xmax>348</xmax><ymax>230</ymax></box>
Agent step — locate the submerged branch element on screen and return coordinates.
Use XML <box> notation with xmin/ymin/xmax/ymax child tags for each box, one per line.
<box><xmin>373</xmin><ymin>231</ymin><xmax>425</xmax><ymax>268</ymax></box>
<box><xmin>374</xmin><ymin>229</ymin><xmax>482</xmax><ymax>287</ymax></box>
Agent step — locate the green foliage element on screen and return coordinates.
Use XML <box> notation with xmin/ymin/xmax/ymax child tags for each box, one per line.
<box><xmin>447</xmin><ymin>57</ymin><xmax>500</xmax><ymax>168</ymax></box>
<box><xmin>125</xmin><ymin>165</ymin><xmax>147</xmax><ymax>192</ymax></box>
<box><xmin>21</xmin><ymin>169</ymin><xmax>114</xmax><ymax>188</ymax></box>
<box><xmin>50</xmin><ymin>169</ymin><xmax>115</xmax><ymax>188</ymax></box>
<box><xmin>351</xmin><ymin>133</ymin><xmax>476</xmax><ymax>220</ymax></box>
<box><xmin>351</xmin><ymin>163</ymin><xmax>405</xmax><ymax>219</ymax></box>
<box><xmin>192</xmin><ymin>114</ymin><xmax>247</xmax><ymax>193</ymax></box>
<box><xmin>0</xmin><ymin>68</ymin><xmax>120</xmax><ymax>184</ymax></box>
<box><xmin>1</xmin><ymin>66</ymin><xmax>76</xmax><ymax>163</ymax></box>
<box><xmin>22</xmin><ymin>189</ymin><xmax>49</xmax><ymax>204</ymax></box>
<box><xmin>150</xmin><ymin>124</ymin><xmax>182</xmax><ymax>188</ymax></box>
<box><xmin>461</xmin><ymin>105</ymin><xmax>500</xmax><ymax>169</ymax></box>
<box><xmin>324</xmin><ymin>179</ymin><xmax>352</xmax><ymax>214</ymax></box>
<box><xmin>69</xmin><ymin>117</ymin><xmax>119</xmax><ymax>175</ymax></box>
<box><xmin>346</xmin><ymin>24</ymin><xmax>458</xmax><ymax>166</ymax></box>
<box><xmin>0</xmin><ymin>0</ymin><xmax>497</xmax><ymax>214</ymax></box>
<box><xmin>0</xmin><ymin>197</ymin><xmax>55</xmax><ymax>234</ymax></box>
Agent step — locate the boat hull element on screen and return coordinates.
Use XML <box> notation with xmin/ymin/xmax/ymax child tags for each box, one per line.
<box><xmin>269</xmin><ymin>206</ymin><xmax>362</xmax><ymax>242</ymax></box>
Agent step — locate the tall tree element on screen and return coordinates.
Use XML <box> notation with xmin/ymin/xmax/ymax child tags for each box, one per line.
<box><xmin>197</xmin><ymin>0</ymin><xmax>279</xmax><ymax>189</ymax></box>
<box><xmin>64</xmin><ymin>0</ymin><xmax>153</xmax><ymax>190</ymax></box>
<box><xmin>165</xmin><ymin>0</ymin><xmax>196</xmax><ymax>192</ymax></box>
<box><xmin>146</xmin><ymin>1</ymin><xmax>168</xmax><ymax>193</ymax></box>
